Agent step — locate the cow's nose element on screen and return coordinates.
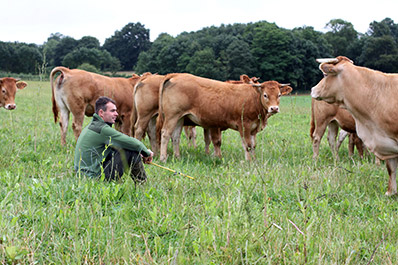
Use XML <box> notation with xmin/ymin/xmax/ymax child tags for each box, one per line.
<box><xmin>269</xmin><ymin>106</ymin><xmax>279</xmax><ymax>113</ymax></box>
<box><xmin>5</xmin><ymin>104</ymin><xmax>16</xmax><ymax>110</ymax></box>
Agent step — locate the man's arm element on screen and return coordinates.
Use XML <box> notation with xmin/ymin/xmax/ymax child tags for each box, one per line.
<box><xmin>101</xmin><ymin>126</ymin><xmax>152</xmax><ymax>156</ymax></box>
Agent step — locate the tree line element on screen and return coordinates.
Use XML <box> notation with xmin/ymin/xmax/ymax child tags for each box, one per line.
<box><xmin>1</xmin><ymin>18</ymin><xmax>398</xmax><ymax>91</ymax></box>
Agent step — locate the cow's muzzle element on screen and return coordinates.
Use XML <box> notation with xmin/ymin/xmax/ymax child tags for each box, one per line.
<box><xmin>5</xmin><ymin>104</ymin><xmax>16</xmax><ymax>110</ymax></box>
<box><xmin>268</xmin><ymin>106</ymin><xmax>279</xmax><ymax>114</ymax></box>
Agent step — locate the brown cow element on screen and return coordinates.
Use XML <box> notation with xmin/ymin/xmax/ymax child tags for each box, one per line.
<box><xmin>311</xmin><ymin>56</ymin><xmax>398</xmax><ymax>195</ymax></box>
<box><xmin>50</xmin><ymin>67</ymin><xmax>141</xmax><ymax>145</ymax></box>
<box><xmin>158</xmin><ymin>73</ymin><xmax>292</xmax><ymax>162</ymax></box>
<box><xmin>133</xmin><ymin>74</ymin><xmax>259</xmax><ymax>155</ymax></box>
<box><xmin>0</xmin><ymin>78</ymin><xmax>27</xmax><ymax>110</ymax></box>
<box><xmin>310</xmin><ymin>98</ymin><xmax>365</xmax><ymax>159</ymax></box>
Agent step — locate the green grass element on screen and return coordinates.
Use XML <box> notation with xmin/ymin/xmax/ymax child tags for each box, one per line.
<box><xmin>0</xmin><ymin>81</ymin><xmax>397</xmax><ymax>264</ymax></box>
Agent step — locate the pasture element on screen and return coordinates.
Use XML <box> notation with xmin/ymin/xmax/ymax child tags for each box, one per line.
<box><xmin>0</xmin><ymin>81</ymin><xmax>397</xmax><ymax>264</ymax></box>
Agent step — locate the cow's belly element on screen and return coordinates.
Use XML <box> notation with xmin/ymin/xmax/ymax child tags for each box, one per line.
<box><xmin>356</xmin><ymin>123</ymin><xmax>398</xmax><ymax>160</ymax></box>
<box><xmin>186</xmin><ymin>113</ymin><xmax>237</xmax><ymax>130</ymax></box>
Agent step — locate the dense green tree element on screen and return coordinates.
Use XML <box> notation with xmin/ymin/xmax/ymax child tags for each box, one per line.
<box><xmin>103</xmin><ymin>22</ymin><xmax>151</xmax><ymax>70</ymax></box>
<box><xmin>0</xmin><ymin>42</ymin><xmax>15</xmax><ymax>72</ymax></box>
<box><xmin>292</xmin><ymin>26</ymin><xmax>332</xmax><ymax>89</ymax></box>
<box><xmin>42</xmin><ymin>38</ymin><xmax>59</xmax><ymax>67</ymax></box>
<box><xmin>99</xmin><ymin>50</ymin><xmax>121</xmax><ymax>73</ymax></box>
<box><xmin>61</xmin><ymin>47</ymin><xmax>120</xmax><ymax>72</ymax></box>
<box><xmin>62</xmin><ymin>47</ymin><xmax>102</xmax><ymax>69</ymax></box>
<box><xmin>360</xmin><ymin>35</ymin><xmax>398</xmax><ymax>72</ymax></box>
<box><xmin>250</xmin><ymin>22</ymin><xmax>296</xmax><ymax>83</ymax></box>
<box><xmin>135</xmin><ymin>33</ymin><xmax>175</xmax><ymax>74</ymax></box>
<box><xmin>224</xmin><ymin>38</ymin><xmax>256</xmax><ymax>80</ymax></box>
<box><xmin>368</xmin><ymin>18</ymin><xmax>398</xmax><ymax>40</ymax></box>
<box><xmin>0</xmin><ymin>42</ymin><xmax>42</xmax><ymax>74</ymax></box>
<box><xmin>77</xmin><ymin>36</ymin><xmax>101</xmax><ymax>49</ymax></box>
<box><xmin>324</xmin><ymin>19</ymin><xmax>359</xmax><ymax>57</ymax></box>
<box><xmin>77</xmin><ymin>63</ymin><xmax>99</xmax><ymax>73</ymax></box>
<box><xmin>359</xmin><ymin>18</ymin><xmax>398</xmax><ymax>72</ymax></box>
<box><xmin>186</xmin><ymin>48</ymin><xmax>227</xmax><ymax>80</ymax></box>
<box><xmin>53</xmin><ymin>36</ymin><xmax>78</xmax><ymax>66</ymax></box>
<box><xmin>15</xmin><ymin>43</ymin><xmax>43</xmax><ymax>74</ymax></box>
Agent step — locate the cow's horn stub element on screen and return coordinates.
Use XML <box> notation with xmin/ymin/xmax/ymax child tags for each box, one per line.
<box><xmin>316</xmin><ymin>58</ymin><xmax>339</xmax><ymax>64</ymax></box>
<box><xmin>252</xmin><ymin>83</ymin><xmax>261</xmax><ymax>87</ymax></box>
<box><xmin>281</xmin><ymin>83</ymin><xmax>290</xmax><ymax>87</ymax></box>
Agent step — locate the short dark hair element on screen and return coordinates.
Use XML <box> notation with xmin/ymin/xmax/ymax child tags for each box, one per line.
<box><xmin>95</xmin><ymin>96</ymin><xmax>116</xmax><ymax>114</ymax></box>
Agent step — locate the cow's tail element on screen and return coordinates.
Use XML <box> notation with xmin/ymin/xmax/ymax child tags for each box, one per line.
<box><xmin>50</xmin><ymin>66</ymin><xmax>67</xmax><ymax>123</ymax></box>
<box><xmin>131</xmin><ymin>80</ymin><xmax>145</xmax><ymax>136</ymax></box>
<box><xmin>310</xmin><ymin>98</ymin><xmax>315</xmax><ymax>140</ymax></box>
<box><xmin>156</xmin><ymin>73</ymin><xmax>177</xmax><ymax>147</ymax></box>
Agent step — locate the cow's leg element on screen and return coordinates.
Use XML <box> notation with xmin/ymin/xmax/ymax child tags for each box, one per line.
<box><xmin>171</xmin><ymin>120</ymin><xmax>184</xmax><ymax>158</ymax></box>
<box><xmin>240</xmin><ymin>127</ymin><xmax>255</xmax><ymax>160</ymax></box>
<box><xmin>210</xmin><ymin>128</ymin><xmax>222</xmax><ymax>158</ymax></box>
<box><xmin>312</xmin><ymin>121</ymin><xmax>328</xmax><ymax>159</ymax></box>
<box><xmin>352</xmin><ymin>133</ymin><xmax>364</xmax><ymax>158</ymax></box>
<box><xmin>348</xmin><ymin>133</ymin><xmax>355</xmax><ymax>157</ymax></box>
<box><xmin>146</xmin><ymin>116</ymin><xmax>158</xmax><ymax>155</ymax></box>
<box><xmin>185</xmin><ymin>126</ymin><xmax>197</xmax><ymax>148</ymax></box>
<box><xmin>336</xmin><ymin>129</ymin><xmax>349</xmax><ymax>154</ymax></box>
<box><xmin>59</xmin><ymin>108</ymin><xmax>70</xmax><ymax>146</ymax></box>
<box><xmin>120</xmin><ymin>112</ymin><xmax>132</xmax><ymax>136</ymax></box>
<box><xmin>71</xmin><ymin>112</ymin><xmax>85</xmax><ymax>142</ymax></box>
<box><xmin>160</xmin><ymin>117</ymin><xmax>181</xmax><ymax>162</ymax></box>
<box><xmin>327</xmin><ymin>121</ymin><xmax>339</xmax><ymax>159</ymax></box>
<box><xmin>386</xmin><ymin>158</ymin><xmax>398</xmax><ymax>196</ymax></box>
<box><xmin>134</xmin><ymin>113</ymin><xmax>152</xmax><ymax>141</ymax></box>
<box><xmin>203</xmin><ymin>128</ymin><xmax>211</xmax><ymax>154</ymax></box>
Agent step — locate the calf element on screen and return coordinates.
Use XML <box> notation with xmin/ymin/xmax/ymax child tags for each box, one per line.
<box><xmin>0</xmin><ymin>78</ymin><xmax>27</xmax><ymax>110</ymax></box>
<box><xmin>158</xmin><ymin>73</ymin><xmax>292</xmax><ymax>162</ymax></box>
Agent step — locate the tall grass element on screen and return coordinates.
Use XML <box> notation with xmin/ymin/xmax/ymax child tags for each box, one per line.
<box><xmin>0</xmin><ymin>81</ymin><xmax>397</xmax><ymax>264</ymax></box>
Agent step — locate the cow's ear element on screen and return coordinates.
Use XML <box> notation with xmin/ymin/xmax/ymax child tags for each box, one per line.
<box><xmin>320</xmin><ymin>64</ymin><xmax>339</xmax><ymax>75</ymax></box>
<box><xmin>16</xmin><ymin>81</ymin><xmax>27</xmax><ymax>90</ymax></box>
<box><xmin>280</xmin><ymin>84</ymin><xmax>293</xmax><ymax>95</ymax></box>
<box><xmin>240</xmin><ymin>74</ymin><xmax>250</xmax><ymax>83</ymax></box>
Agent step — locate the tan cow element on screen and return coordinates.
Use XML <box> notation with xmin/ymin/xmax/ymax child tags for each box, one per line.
<box><xmin>50</xmin><ymin>67</ymin><xmax>141</xmax><ymax>145</ymax></box>
<box><xmin>133</xmin><ymin>73</ymin><xmax>197</xmax><ymax>154</ymax></box>
<box><xmin>0</xmin><ymin>78</ymin><xmax>27</xmax><ymax>110</ymax></box>
<box><xmin>158</xmin><ymin>73</ymin><xmax>292</xmax><ymax>162</ymax></box>
<box><xmin>311</xmin><ymin>56</ymin><xmax>398</xmax><ymax>195</ymax></box>
<box><xmin>310</xmin><ymin>98</ymin><xmax>365</xmax><ymax>159</ymax></box>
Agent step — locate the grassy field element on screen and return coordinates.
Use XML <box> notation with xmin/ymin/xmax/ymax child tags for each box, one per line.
<box><xmin>0</xmin><ymin>81</ymin><xmax>397</xmax><ymax>264</ymax></box>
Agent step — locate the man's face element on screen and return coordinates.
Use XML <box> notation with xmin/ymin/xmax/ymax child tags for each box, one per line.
<box><xmin>99</xmin><ymin>102</ymin><xmax>118</xmax><ymax>124</ymax></box>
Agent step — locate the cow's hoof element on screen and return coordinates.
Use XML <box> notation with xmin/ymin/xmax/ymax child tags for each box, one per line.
<box><xmin>385</xmin><ymin>190</ymin><xmax>397</xmax><ymax>196</ymax></box>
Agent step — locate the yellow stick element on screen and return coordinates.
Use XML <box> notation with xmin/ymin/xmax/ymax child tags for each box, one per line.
<box><xmin>149</xmin><ymin>162</ymin><xmax>194</xmax><ymax>180</ymax></box>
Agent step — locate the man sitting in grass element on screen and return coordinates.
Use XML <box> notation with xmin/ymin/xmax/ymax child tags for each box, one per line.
<box><xmin>74</xmin><ymin>96</ymin><xmax>153</xmax><ymax>182</ymax></box>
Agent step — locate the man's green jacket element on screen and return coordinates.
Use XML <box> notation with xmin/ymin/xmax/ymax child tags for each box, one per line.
<box><xmin>74</xmin><ymin>113</ymin><xmax>151</xmax><ymax>178</ymax></box>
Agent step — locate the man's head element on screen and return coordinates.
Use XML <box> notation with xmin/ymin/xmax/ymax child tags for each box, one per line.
<box><xmin>95</xmin><ymin>96</ymin><xmax>118</xmax><ymax>124</ymax></box>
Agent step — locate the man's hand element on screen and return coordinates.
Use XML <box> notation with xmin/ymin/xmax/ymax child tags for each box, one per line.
<box><xmin>142</xmin><ymin>150</ymin><xmax>154</xmax><ymax>164</ymax></box>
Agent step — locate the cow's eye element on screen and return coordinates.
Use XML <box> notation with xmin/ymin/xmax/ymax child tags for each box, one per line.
<box><xmin>1</xmin><ymin>89</ymin><xmax>5</xmax><ymax>94</ymax></box>
<box><xmin>264</xmin><ymin>93</ymin><xmax>268</xmax><ymax>98</ymax></box>
<box><xmin>278</xmin><ymin>93</ymin><xmax>281</xmax><ymax>98</ymax></box>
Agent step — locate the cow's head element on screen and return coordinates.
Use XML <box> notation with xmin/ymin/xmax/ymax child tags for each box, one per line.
<box><xmin>0</xmin><ymin>78</ymin><xmax>27</xmax><ymax>110</ymax></box>
<box><xmin>255</xmin><ymin>81</ymin><xmax>293</xmax><ymax>115</ymax></box>
<box><xmin>311</xmin><ymin>56</ymin><xmax>353</xmax><ymax>105</ymax></box>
